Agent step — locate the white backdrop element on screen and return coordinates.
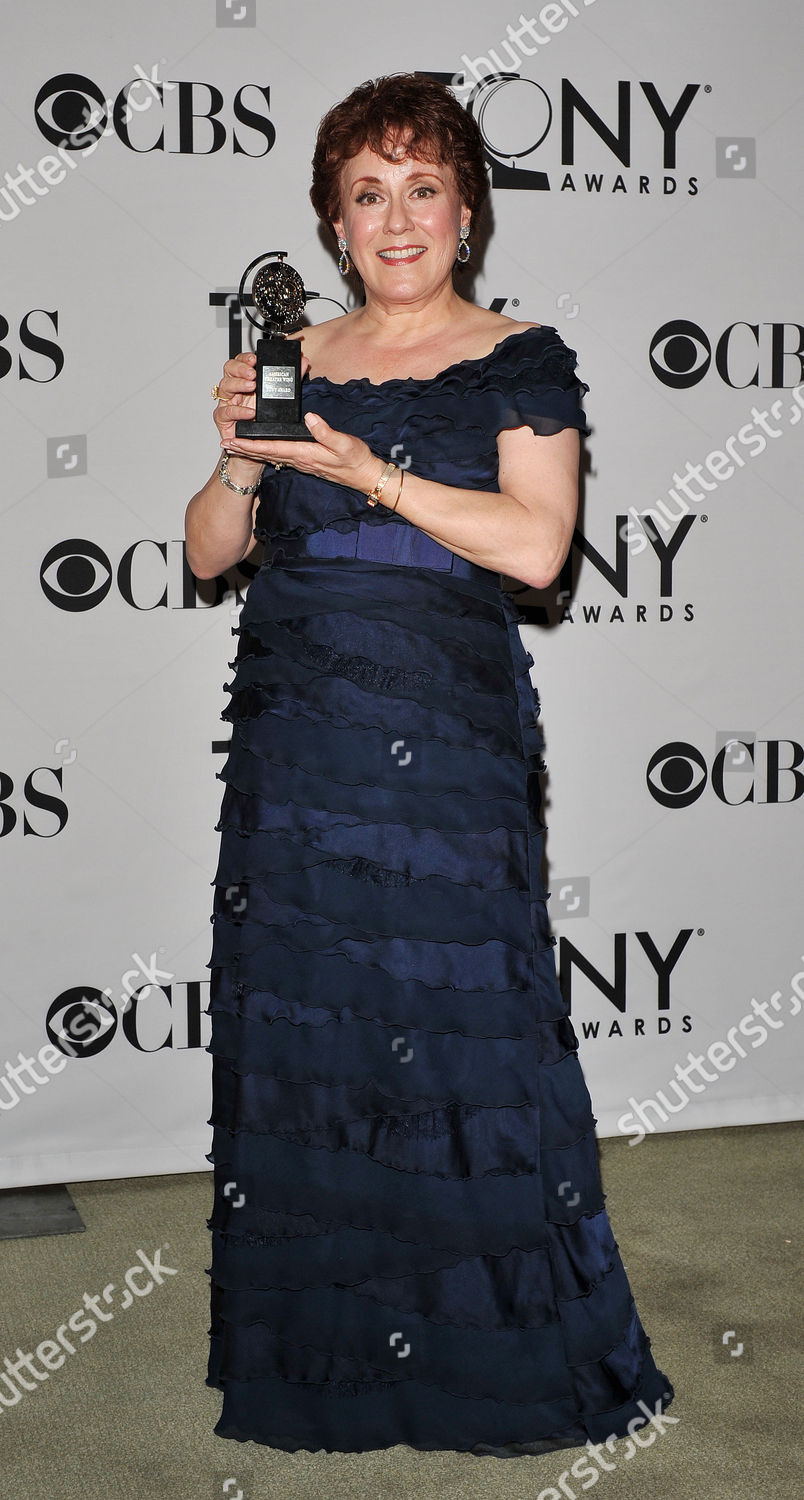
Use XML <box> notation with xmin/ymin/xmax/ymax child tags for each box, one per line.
<box><xmin>1</xmin><ymin>0</ymin><xmax>802</xmax><ymax>1187</ymax></box>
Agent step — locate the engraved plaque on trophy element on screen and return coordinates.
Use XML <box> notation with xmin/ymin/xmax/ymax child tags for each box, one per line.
<box><xmin>235</xmin><ymin>250</ymin><xmax>314</xmax><ymax>441</ymax></box>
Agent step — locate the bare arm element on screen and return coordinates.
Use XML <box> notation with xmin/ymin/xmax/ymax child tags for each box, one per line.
<box><xmin>383</xmin><ymin>423</ymin><xmax>580</xmax><ymax>589</ymax></box>
<box><xmin>184</xmin><ymin>458</ymin><xmax>262</xmax><ymax>580</ymax></box>
<box><xmin>184</xmin><ymin>351</ymin><xmax>265</xmax><ymax>580</ymax></box>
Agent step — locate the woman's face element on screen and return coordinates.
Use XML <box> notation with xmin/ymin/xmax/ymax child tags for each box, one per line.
<box><xmin>332</xmin><ymin>142</ymin><xmax>470</xmax><ymax>308</ymax></box>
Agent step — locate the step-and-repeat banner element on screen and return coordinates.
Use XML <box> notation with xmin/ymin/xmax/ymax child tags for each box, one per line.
<box><xmin>1</xmin><ymin>1</ymin><xmax>801</xmax><ymax>1186</ymax></box>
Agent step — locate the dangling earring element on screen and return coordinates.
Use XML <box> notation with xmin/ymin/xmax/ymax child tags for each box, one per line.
<box><xmin>456</xmin><ymin>225</ymin><xmax>471</xmax><ymax>264</ymax></box>
<box><xmin>337</xmin><ymin>237</ymin><xmax>351</xmax><ymax>275</ymax></box>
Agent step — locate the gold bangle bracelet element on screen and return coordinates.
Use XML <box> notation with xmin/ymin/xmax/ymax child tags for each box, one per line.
<box><xmin>388</xmin><ymin>466</ymin><xmax>405</xmax><ymax>512</ymax></box>
<box><xmin>366</xmin><ymin>459</ymin><xmax>396</xmax><ymax>507</ymax></box>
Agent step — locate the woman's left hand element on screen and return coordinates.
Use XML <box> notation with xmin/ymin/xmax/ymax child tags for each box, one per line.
<box><xmin>222</xmin><ymin>409</ymin><xmax>385</xmax><ymax>496</ymax></box>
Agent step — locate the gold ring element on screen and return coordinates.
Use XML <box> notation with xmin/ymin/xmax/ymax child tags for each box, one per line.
<box><xmin>211</xmin><ymin>383</ymin><xmax>223</xmax><ymax>400</ymax></box>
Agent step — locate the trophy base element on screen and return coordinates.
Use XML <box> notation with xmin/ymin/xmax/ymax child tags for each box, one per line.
<box><xmin>235</xmin><ymin>419</ymin><xmax>316</xmax><ymax>440</ymax></box>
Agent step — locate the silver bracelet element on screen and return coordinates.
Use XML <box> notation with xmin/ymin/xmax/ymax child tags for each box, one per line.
<box><xmin>218</xmin><ymin>451</ymin><xmax>262</xmax><ymax>495</ymax></box>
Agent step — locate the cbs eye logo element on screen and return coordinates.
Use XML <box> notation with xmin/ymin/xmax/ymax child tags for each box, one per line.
<box><xmin>650</xmin><ymin>321</ymin><xmax>711</xmax><ymax>388</ymax></box>
<box><xmin>45</xmin><ymin>988</ymin><xmax>117</xmax><ymax>1058</ymax></box>
<box><xmin>40</xmin><ymin>538</ymin><xmax>114</xmax><ymax>611</ymax></box>
<box><xmin>35</xmin><ymin>72</ymin><xmax>113</xmax><ymax>149</ymax></box>
<box><xmin>647</xmin><ymin>741</ymin><xmax>708</xmax><ymax>807</ymax></box>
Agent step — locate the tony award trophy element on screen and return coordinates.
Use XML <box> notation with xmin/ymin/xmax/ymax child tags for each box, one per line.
<box><xmin>235</xmin><ymin>250</ymin><xmax>315</xmax><ymax>442</ymax></box>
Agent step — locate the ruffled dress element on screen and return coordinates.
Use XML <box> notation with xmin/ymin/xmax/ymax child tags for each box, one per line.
<box><xmin>205</xmin><ymin>324</ymin><xmax>675</xmax><ymax>1455</ymax></box>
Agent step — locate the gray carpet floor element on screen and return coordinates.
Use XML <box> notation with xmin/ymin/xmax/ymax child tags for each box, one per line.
<box><xmin>1</xmin><ymin>1120</ymin><xmax>800</xmax><ymax>1500</ymax></box>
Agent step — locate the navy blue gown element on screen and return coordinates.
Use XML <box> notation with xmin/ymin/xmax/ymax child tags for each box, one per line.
<box><xmin>205</xmin><ymin>324</ymin><xmax>675</xmax><ymax>1455</ymax></box>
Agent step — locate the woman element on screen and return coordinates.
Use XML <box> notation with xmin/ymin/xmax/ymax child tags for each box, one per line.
<box><xmin>186</xmin><ymin>73</ymin><xmax>674</xmax><ymax>1458</ymax></box>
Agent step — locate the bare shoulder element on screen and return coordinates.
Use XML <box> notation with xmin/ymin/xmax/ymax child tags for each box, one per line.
<box><xmin>288</xmin><ymin>314</ymin><xmax>357</xmax><ymax>359</ymax></box>
<box><xmin>461</xmin><ymin>308</ymin><xmax>543</xmax><ymax>338</ymax></box>
<box><xmin>498</xmin><ymin>318</ymin><xmax>543</xmax><ymax>335</ymax></box>
<box><xmin>455</xmin><ymin>308</ymin><xmax>544</xmax><ymax>358</ymax></box>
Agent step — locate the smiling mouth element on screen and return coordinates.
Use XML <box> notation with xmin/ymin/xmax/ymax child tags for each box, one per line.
<box><xmin>377</xmin><ymin>246</ymin><xmax>427</xmax><ymax>263</ymax></box>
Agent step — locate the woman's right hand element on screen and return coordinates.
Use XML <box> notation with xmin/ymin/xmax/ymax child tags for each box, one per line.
<box><xmin>213</xmin><ymin>344</ymin><xmax>313</xmax><ymax>475</ymax></box>
<box><xmin>213</xmin><ymin>352</ymin><xmax>262</xmax><ymax>475</ymax></box>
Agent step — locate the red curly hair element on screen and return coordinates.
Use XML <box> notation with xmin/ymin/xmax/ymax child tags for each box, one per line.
<box><xmin>309</xmin><ymin>74</ymin><xmax>490</xmax><ymax>231</ymax></box>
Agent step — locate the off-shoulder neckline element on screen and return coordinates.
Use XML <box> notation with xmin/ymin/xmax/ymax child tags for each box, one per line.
<box><xmin>304</xmin><ymin>323</ymin><xmax>558</xmax><ymax>392</ymax></box>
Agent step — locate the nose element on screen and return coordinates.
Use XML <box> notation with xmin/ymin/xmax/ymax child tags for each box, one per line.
<box><xmin>383</xmin><ymin>190</ymin><xmax>414</xmax><ymax>237</ymax></box>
